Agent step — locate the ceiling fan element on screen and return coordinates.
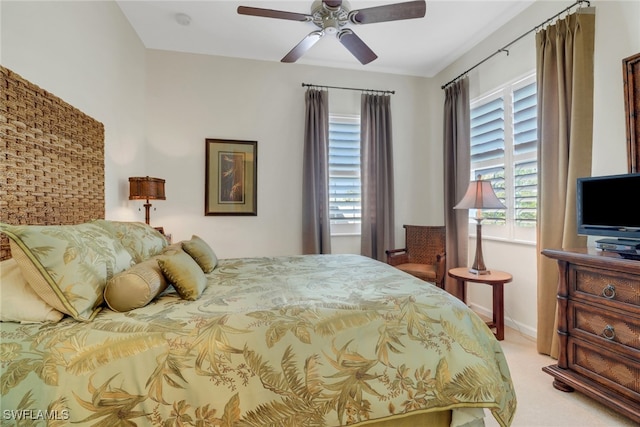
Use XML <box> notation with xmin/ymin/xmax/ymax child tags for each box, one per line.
<box><xmin>237</xmin><ymin>0</ymin><xmax>427</xmax><ymax>65</ymax></box>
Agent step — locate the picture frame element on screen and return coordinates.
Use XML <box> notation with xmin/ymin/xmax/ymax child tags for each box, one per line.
<box><xmin>623</xmin><ymin>52</ymin><xmax>640</xmax><ymax>173</ymax></box>
<box><xmin>205</xmin><ymin>139</ymin><xmax>257</xmax><ymax>216</ymax></box>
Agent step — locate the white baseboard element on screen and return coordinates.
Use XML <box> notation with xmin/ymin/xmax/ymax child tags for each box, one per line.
<box><xmin>468</xmin><ymin>302</ymin><xmax>537</xmax><ymax>339</ymax></box>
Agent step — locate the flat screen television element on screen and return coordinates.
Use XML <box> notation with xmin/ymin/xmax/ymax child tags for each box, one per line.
<box><xmin>576</xmin><ymin>173</ymin><xmax>640</xmax><ymax>239</ymax></box>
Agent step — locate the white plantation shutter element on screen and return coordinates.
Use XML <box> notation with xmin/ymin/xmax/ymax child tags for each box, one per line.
<box><xmin>328</xmin><ymin>115</ymin><xmax>361</xmax><ymax>227</ymax></box>
<box><xmin>513</xmin><ymin>82</ymin><xmax>538</xmax><ymax>227</ymax></box>
<box><xmin>471</xmin><ymin>97</ymin><xmax>505</xmax><ymax>163</ymax></box>
<box><xmin>470</xmin><ymin>74</ymin><xmax>538</xmax><ymax>241</ymax></box>
<box><xmin>514</xmin><ymin>160</ymin><xmax>537</xmax><ymax>226</ymax></box>
<box><xmin>513</xmin><ymin>82</ymin><xmax>537</xmax><ymax>156</ymax></box>
<box><xmin>471</xmin><ymin>97</ymin><xmax>506</xmax><ymax>225</ymax></box>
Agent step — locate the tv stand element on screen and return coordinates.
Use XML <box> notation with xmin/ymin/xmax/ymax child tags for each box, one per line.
<box><xmin>541</xmin><ymin>248</ymin><xmax>640</xmax><ymax>424</ymax></box>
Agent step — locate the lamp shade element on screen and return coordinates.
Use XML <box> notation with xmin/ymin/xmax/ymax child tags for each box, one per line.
<box><xmin>453</xmin><ymin>180</ymin><xmax>505</xmax><ymax>210</ymax></box>
<box><xmin>129</xmin><ymin>177</ymin><xmax>166</xmax><ymax>201</ymax></box>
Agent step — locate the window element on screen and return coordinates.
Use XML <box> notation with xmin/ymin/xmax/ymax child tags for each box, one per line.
<box><xmin>469</xmin><ymin>74</ymin><xmax>538</xmax><ymax>243</ymax></box>
<box><xmin>328</xmin><ymin>114</ymin><xmax>361</xmax><ymax>235</ymax></box>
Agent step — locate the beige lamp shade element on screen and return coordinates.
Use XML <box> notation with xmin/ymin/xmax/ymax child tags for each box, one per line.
<box><xmin>454</xmin><ymin>180</ymin><xmax>505</xmax><ymax>210</ymax></box>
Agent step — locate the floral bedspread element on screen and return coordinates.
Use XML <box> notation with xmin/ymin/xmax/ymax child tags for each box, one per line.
<box><xmin>0</xmin><ymin>254</ymin><xmax>516</xmax><ymax>426</ymax></box>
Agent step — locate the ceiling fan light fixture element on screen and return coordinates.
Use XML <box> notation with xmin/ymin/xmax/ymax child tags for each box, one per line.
<box><xmin>323</xmin><ymin>19</ymin><xmax>340</xmax><ymax>34</ymax></box>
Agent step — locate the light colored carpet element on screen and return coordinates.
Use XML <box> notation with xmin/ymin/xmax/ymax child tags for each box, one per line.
<box><xmin>484</xmin><ymin>327</ymin><xmax>636</xmax><ymax>427</ymax></box>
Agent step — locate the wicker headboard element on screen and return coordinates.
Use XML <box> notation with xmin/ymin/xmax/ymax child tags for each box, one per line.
<box><xmin>0</xmin><ymin>66</ymin><xmax>105</xmax><ymax>260</ymax></box>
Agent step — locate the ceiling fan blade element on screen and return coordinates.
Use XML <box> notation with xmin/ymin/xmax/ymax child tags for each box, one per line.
<box><xmin>237</xmin><ymin>6</ymin><xmax>311</xmax><ymax>22</ymax></box>
<box><xmin>337</xmin><ymin>29</ymin><xmax>377</xmax><ymax>65</ymax></box>
<box><xmin>282</xmin><ymin>31</ymin><xmax>324</xmax><ymax>63</ymax></box>
<box><xmin>350</xmin><ymin>0</ymin><xmax>426</xmax><ymax>25</ymax></box>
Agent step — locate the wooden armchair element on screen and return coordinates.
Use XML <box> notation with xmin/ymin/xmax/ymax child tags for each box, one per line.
<box><xmin>385</xmin><ymin>225</ymin><xmax>446</xmax><ymax>289</ymax></box>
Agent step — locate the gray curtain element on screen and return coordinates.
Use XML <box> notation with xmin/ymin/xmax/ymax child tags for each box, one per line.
<box><xmin>302</xmin><ymin>89</ymin><xmax>332</xmax><ymax>254</ymax></box>
<box><xmin>360</xmin><ymin>93</ymin><xmax>394</xmax><ymax>261</ymax></box>
<box><xmin>536</xmin><ymin>8</ymin><xmax>595</xmax><ymax>357</ymax></box>
<box><xmin>443</xmin><ymin>77</ymin><xmax>470</xmax><ymax>299</ymax></box>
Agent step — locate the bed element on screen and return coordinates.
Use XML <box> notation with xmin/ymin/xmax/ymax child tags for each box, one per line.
<box><xmin>0</xmin><ymin>66</ymin><xmax>516</xmax><ymax>426</ymax></box>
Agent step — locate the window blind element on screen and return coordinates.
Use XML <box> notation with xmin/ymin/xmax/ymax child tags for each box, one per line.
<box><xmin>328</xmin><ymin>118</ymin><xmax>361</xmax><ymax>223</ymax></box>
<box><xmin>513</xmin><ymin>82</ymin><xmax>538</xmax><ymax>227</ymax></box>
<box><xmin>469</xmin><ymin>74</ymin><xmax>538</xmax><ymax>241</ymax></box>
<box><xmin>470</xmin><ymin>97</ymin><xmax>505</xmax><ymax>163</ymax></box>
<box><xmin>513</xmin><ymin>82</ymin><xmax>537</xmax><ymax>156</ymax></box>
<box><xmin>471</xmin><ymin>98</ymin><xmax>506</xmax><ymax>225</ymax></box>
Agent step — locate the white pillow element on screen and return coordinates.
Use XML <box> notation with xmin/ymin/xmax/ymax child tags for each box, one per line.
<box><xmin>0</xmin><ymin>258</ymin><xmax>64</xmax><ymax>323</ymax></box>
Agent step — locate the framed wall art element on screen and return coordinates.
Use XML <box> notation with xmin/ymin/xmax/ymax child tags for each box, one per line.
<box><xmin>205</xmin><ymin>139</ymin><xmax>257</xmax><ymax>216</ymax></box>
<box><xmin>623</xmin><ymin>52</ymin><xmax>640</xmax><ymax>173</ymax></box>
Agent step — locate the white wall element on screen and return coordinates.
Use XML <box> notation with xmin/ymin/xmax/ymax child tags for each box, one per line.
<box><xmin>434</xmin><ymin>0</ymin><xmax>640</xmax><ymax>337</ymax></box>
<box><xmin>1</xmin><ymin>0</ymin><xmax>147</xmax><ymax>219</ymax></box>
<box><xmin>144</xmin><ymin>50</ymin><xmax>438</xmax><ymax>258</ymax></box>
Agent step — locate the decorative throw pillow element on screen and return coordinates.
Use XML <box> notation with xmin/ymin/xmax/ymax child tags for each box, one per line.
<box><xmin>104</xmin><ymin>256</ymin><xmax>169</xmax><ymax>312</ymax></box>
<box><xmin>0</xmin><ymin>222</ymin><xmax>134</xmax><ymax>321</ymax></box>
<box><xmin>157</xmin><ymin>250</ymin><xmax>207</xmax><ymax>301</ymax></box>
<box><xmin>182</xmin><ymin>235</ymin><xmax>218</xmax><ymax>273</ymax></box>
<box><xmin>0</xmin><ymin>258</ymin><xmax>64</xmax><ymax>323</ymax></box>
<box><xmin>93</xmin><ymin>220</ymin><xmax>168</xmax><ymax>263</ymax></box>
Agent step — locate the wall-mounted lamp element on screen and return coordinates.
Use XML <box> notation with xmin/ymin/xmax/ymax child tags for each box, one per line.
<box><xmin>129</xmin><ymin>176</ymin><xmax>166</xmax><ymax>225</ymax></box>
<box><xmin>453</xmin><ymin>179</ymin><xmax>506</xmax><ymax>274</ymax></box>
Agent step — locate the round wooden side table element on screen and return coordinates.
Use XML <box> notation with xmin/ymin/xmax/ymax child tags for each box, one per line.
<box><xmin>448</xmin><ymin>267</ymin><xmax>513</xmax><ymax>340</ymax></box>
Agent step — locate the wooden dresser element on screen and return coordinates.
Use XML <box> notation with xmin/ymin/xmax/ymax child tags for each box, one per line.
<box><xmin>542</xmin><ymin>248</ymin><xmax>640</xmax><ymax>423</ymax></box>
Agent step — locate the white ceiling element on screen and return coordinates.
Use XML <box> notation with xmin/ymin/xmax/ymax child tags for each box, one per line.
<box><xmin>116</xmin><ymin>0</ymin><xmax>536</xmax><ymax>77</ymax></box>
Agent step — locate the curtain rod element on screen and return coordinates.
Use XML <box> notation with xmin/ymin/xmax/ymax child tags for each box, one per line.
<box><xmin>302</xmin><ymin>83</ymin><xmax>395</xmax><ymax>95</ymax></box>
<box><xmin>441</xmin><ymin>0</ymin><xmax>590</xmax><ymax>90</ymax></box>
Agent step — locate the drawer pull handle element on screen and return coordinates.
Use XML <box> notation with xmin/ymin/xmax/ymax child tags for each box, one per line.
<box><xmin>602</xmin><ymin>284</ymin><xmax>616</xmax><ymax>299</ymax></box>
<box><xmin>602</xmin><ymin>325</ymin><xmax>616</xmax><ymax>340</ymax></box>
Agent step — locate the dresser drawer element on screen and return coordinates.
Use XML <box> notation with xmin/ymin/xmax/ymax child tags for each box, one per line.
<box><xmin>569</xmin><ymin>300</ymin><xmax>640</xmax><ymax>352</ymax></box>
<box><xmin>543</xmin><ymin>248</ymin><xmax>640</xmax><ymax>422</ymax></box>
<box><xmin>568</xmin><ymin>336</ymin><xmax>640</xmax><ymax>402</ymax></box>
<box><xmin>570</xmin><ymin>264</ymin><xmax>640</xmax><ymax>310</ymax></box>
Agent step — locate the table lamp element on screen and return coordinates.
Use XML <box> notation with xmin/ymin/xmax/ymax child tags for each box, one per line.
<box><xmin>129</xmin><ymin>176</ymin><xmax>166</xmax><ymax>225</ymax></box>
<box><xmin>454</xmin><ymin>179</ymin><xmax>506</xmax><ymax>274</ymax></box>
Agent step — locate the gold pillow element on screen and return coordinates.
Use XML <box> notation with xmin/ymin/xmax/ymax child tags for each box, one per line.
<box><xmin>182</xmin><ymin>235</ymin><xmax>218</xmax><ymax>273</ymax></box>
<box><xmin>0</xmin><ymin>258</ymin><xmax>64</xmax><ymax>323</ymax></box>
<box><xmin>157</xmin><ymin>250</ymin><xmax>206</xmax><ymax>301</ymax></box>
<box><xmin>0</xmin><ymin>222</ymin><xmax>134</xmax><ymax>321</ymax></box>
<box><xmin>104</xmin><ymin>256</ymin><xmax>169</xmax><ymax>312</ymax></box>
